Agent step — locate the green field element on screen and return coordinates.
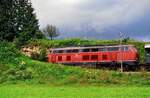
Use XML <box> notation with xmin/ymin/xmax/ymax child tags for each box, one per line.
<box><xmin>0</xmin><ymin>85</ymin><xmax>150</xmax><ymax>98</ymax></box>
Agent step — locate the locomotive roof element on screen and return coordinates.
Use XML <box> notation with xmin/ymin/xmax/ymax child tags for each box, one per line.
<box><xmin>51</xmin><ymin>45</ymin><xmax>134</xmax><ymax>50</ymax></box>
<box><xmin>145</xmin><ymin>44</ymin><xmax>150</xmax><ymax>48</ymax></box>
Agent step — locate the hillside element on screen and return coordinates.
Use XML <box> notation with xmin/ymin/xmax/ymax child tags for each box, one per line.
<box><xmin>0</xmin><ymin>40</ymin><xmax>150</xmax><ymax>86</ymax></box>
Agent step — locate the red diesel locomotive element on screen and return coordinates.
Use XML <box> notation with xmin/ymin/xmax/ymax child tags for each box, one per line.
<box><xmin>48</xmin><ymin>45</ymin><xmax>139</xmax><ymax>69</ymax></box>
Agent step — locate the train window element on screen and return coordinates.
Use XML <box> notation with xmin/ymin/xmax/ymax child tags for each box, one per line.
<box><xmin>91</xmin><ymin>48</ymin><xmax>99</xmax><ymax>52</ymax></box>
<box><xmin>124</xmin><ymin>46</ymin><xmax>129</xmax><ymax>51</ymax></box>
<box><xmin>91</xmin><ymin>55</ymin><xmax>98</xmax><ymax>60</ymax></box>
<box><xmin>72</xmin><ymin>49</ymin><xmax>79</xmax><ymax>53</ymax></box>
<box><xmin>108</xmin><ymin>47</ymin><xmax>119</xmax><ymax>51</ymax></box>
<box><xmin>53</xmin><ymin>50</ymin><xmax>58</xmax><ymax>53</ymax></box>
<box><xmin>83</xmin><ymin>55</ymin><xmax>90</xmax><ymax>60</ymax></box>
<box><xmin>83</xmin><ymin>49</ymin><xmax>90</xmax><ymax>52</ymax></box>
<box><xmin>57</xmin><ymin>50</ymin><xmax>63</xmax><ymax>53</ymax></box>
<box><xmin>65</xmin><ymin>49</ymin><xmax>79</xmax><ymax>53</ymax></box>
<box><xmin>99</xmin><ymin>48</ymin><xmax>107</xmax><ymax>51</ymax></box>
<box><xmin>121</xmin><ymin>46</ymin><xmax>129</xmax><ymax>51</ymax></box>
<box><xmin>102</xmin><ymin>54</ymin><xmax>107</xmax><ymax>60</ymax></box>
<box><xmin>66</xmin><ymin>50</ymin><xmax>72</xmax><ymax>53</ymax></box>
<box><xmin>66</xmin><ymin>56</ymin><xmax>71</xmax><ymax>61</ymax></box>
<box><xmin>58</xmin><ymin>56</ymin><xmax>62</xmax><ymax>61</ymax></box>
<box><xmin>54</xmin><ymin>50</ymin><xmax>64</xmax><ymax>53</ymax></box>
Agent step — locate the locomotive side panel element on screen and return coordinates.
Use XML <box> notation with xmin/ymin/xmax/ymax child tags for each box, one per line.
<box><xmin>48</xmin><ymin>54</ymin><xmax>56</xmax><ymax>63</ymax></box>
<box><xmin>48</xmin><ymin>45</ymin><xmax>139</xmax><ymax>66</ymax></box>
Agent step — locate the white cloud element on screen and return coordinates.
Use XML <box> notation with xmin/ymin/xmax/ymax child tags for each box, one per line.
<box><xmin>31</xmin><ymin>0</ymin><xmax>150</xmax><ymax>34</ymax></box>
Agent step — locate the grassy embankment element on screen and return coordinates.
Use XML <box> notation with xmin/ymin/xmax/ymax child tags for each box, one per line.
<box><xmin>0</xmin><ymin>39</ymin><xmax>149</xmax><ymax>85</ymax></box>
<box><xmin>1</xmin><ymin>39</ymin><xmax>150</xmax><ymax>98</ymax></box>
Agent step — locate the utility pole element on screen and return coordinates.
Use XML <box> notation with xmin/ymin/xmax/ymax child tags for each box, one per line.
<box><xmin>120</xmin><ymin>32</ymin><xmax>123</xmax><ymax>72</ymax></box>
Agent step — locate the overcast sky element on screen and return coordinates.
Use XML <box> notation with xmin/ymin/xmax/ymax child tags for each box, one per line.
<box><xmin>31</xmin><ymin>0</ymin><xmax>150</xmax><ymax>41</ymax></box>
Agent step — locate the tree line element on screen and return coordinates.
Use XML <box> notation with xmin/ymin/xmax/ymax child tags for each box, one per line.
<box><xmin>0</xmin><ymin>0</ymin><xmax>59</xmax><ymax>43</ymax></box>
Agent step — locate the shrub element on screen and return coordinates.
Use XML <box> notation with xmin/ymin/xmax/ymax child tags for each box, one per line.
<box><xmin>31</xmin><ymin>47</ymin><xmax>47</xmax><ymax>61</ymax></box>
<box><xmin>31</xmin><ymin>52</ymin><xmax>39</xmax><ymax>60</ymax></box>
<box><xmin>39</xmin><ymin>48</ymin><xmax>47</xmax><ymax>61</ymax></box>
<box><xmin>1</xmin><ymin>61</ymin><xmax>33</xmax><ymax>82</ymax></box>
<box><xmin>0</xmin><ymin>64</ymin><xmax>9</xmax><ymax>83</ymax></box>
<box><xmin>0</xmin><ymin>41</ymin><xmax>20</xmax><ymax>64</ymax></box>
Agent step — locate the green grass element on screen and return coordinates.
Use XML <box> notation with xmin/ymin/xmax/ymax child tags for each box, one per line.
<box><xmin>0</xmin><ymin>85</ymin><xmax>150</xmax><ymax>98</ymax></box>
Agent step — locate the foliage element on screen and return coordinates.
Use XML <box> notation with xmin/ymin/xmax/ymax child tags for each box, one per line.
<box><xmin>0</xmin><ymin>0</ymin><xmax>43</xmax><ymax>42</ymax></box>
<box><xmin>123</xmin><ymin>37</ymin><xmax>130</xmax><ymax>43</ymax></box>
<box><xmin>0</xmin><ymin>41</ymin><xmax>20</xmax><ymax>64</ymax></box>
<box><xmin>42</xmin><ymin>24</ymin><xmax>59</xmax><ymax>40</ymax></box>
<box><xmin>38</xmin><ymin>48</ymin><xmax>47</xmax><ymax>61</ymax></box>
<box><xmin>31</xmin><ymin>47</ymin><xmax>47</xmax><ymax>61</ymax></box>
<box><xmin>0</xmin><ymin>0</ymin><xmax>15</xmax><ymax>41</ymax></box>
<box><xmin>0</xmin><ymin>61</ymin><xmax>33</xmax><ymax>83</ymax></box>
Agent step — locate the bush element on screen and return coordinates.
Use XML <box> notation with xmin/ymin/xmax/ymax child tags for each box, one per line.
<box><xmin>0</xmin><ymin>64</ymin><xmax>9</xmax><ymax>83</ymax></box>
<box><xmin>3</xmin><ymin>61</ymin><xmax>33</xmax><ymax>82</ymax></box>
<box><xmin>31</xmin><ymin>52</ymin><xmax>39</xmax><ymax>60</ymax></box>
<box><xmin>0</xmin><ymin>41</ymin><xmax>20</xmax><ymax>64</ymax></box>
<box><xmin>31</xmin><ymin>47</ymin><xmax>47</xmax><ymax>61</ymax></box>
<box><xmin>39</xmin><ymin>48</ymin><xmax>47</xmax><ymax>61</ymax></box>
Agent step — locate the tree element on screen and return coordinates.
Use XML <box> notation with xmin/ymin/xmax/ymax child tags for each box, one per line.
<box><xmin>0</xmin><ymin>0</ymin><xmax>43</xmax><ymax>41</ymax></box>
<box><xmin>123</xmin><ymin>37</ymin><xmax>130</xmax><ymax>43</ymax></box>
<box><xmin>15</xmin><ymin>0</ymin><xmax>40</xmax><ymax>38</ymax></box>
<box><xmin>0</xmin><ymin>0</ymin><xmax>16</xmax><ymax>41</ymax></box>
<box><xmin>43</xmin><ymin>25</ymin><xmax>59</xmax><ymax>40</ymax></box>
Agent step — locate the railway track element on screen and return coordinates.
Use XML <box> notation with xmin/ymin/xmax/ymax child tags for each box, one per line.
<box><xmin>75</xmin><ymin>63</ymin><xmax>150</xmax><ymax>72</ymax></box>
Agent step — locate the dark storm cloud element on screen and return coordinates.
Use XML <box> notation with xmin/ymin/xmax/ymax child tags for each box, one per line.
<box><xmin>31</xmin><ymin>0</ymin><xmax>150</xmax><ymax>41</ymax></box>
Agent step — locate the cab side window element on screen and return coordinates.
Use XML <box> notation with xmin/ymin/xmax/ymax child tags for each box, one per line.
<box><xmin>91</xmin><ymin>48</ymin><xmax>98</xmax><ymax>52</ymax></box>
<box><xmin>83</xmin><ymin>49</ymin><xmax>90</xmax><ymax>52</ymax></box>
